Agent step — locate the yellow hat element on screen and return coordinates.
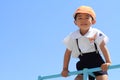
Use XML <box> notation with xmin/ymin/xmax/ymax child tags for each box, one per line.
<box><xmin>73</xmin><ymin>6</ymin><xmax>96</xmax><ymax>24</ymax></box>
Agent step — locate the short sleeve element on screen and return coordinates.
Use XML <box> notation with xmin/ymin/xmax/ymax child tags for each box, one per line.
<box><xmin>95</xmin><ymin>30</ymin><xmax>109</xmax><ymax>45</ymax></box>
<box><xmin>63</xmin><ymin>35</ymin><xmax>74</xmax><ymax>51</ymax></box>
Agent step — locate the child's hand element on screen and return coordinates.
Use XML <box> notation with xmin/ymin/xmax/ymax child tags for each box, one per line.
<box><xmin>101</xmin><ymin>63</ymin><xmax>111</xmax><ymax>71</ymax></box>
<box><xmin>61</xmin><ymin>69</ymin><xmax>69</xmax><ymax>77</ymax></box>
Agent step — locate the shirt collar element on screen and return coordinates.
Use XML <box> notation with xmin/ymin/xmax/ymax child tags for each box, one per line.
<box><xmin>71</xmin><ymin>27</ymin><xmax>93</xmax><ymax>39</ymax></box>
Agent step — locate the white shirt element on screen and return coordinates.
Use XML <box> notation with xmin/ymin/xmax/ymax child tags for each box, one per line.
<box><xmin>63</xmin><ymin>27</ymin><xmax>108</xmax><ymax>58</ymax></box>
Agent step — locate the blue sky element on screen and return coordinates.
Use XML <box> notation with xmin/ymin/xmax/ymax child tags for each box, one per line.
<box><xmin>0</xmin><ymin>0</ymin><xmax>120</xmax><ymax>80</ymax></box>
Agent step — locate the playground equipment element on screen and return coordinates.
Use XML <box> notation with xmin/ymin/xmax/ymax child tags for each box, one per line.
<box><xmin>38</xmin><ymin>64</ymin><xmax>120</xmax><ymax>80</ymax></box>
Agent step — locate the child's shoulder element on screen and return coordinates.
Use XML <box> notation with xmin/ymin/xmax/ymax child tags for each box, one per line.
<box><xmin>91</xmin><ymin>27</ymin><xmax>98</xmax><ymax>31</ymax></box>
<box><xmin>90</xmin><ymin>28</ymin><xmax>105</xmax><ymax>37</ymax></box>
<box><xmin>92</xmin><ymin>27</ymin><xmax>103</xmax><ymax>33</ymax></box>
<box><xmin>69</xmin><ymin>30</ymin><xmax>80</xmax><ymax>39</ymax></box>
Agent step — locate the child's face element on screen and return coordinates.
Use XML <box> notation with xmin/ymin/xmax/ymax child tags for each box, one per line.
<box><xmin>74</xmin><ymin>13</ymin><xmax>93</xmax><ymax>31</ymax></box>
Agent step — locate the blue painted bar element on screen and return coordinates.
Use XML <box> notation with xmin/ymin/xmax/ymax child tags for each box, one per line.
<box><xmin>83</xmin><ymin>68</ymin><xmax>88</xmax><ymax>80</ymax></box>
<box><xmin>38</xmin><ymin>64</ymin><xmax>120</xmax><ymax>80</ymax></box>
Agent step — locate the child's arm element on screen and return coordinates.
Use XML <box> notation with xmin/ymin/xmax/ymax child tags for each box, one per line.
<box><xmin>61</xmin><ymin>48</ymin><xmax>71</xmax><ymax>77</ymax></box>
<box><xmin>100</xmin><ymin>40</ymin><xmax>112</xmax><ymax>71</ymax></box>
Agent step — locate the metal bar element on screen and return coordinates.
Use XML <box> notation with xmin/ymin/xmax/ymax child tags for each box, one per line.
<box><xmin>83</xmin><ymin>68</ymin><xmax>88</xmax><ymax>80</ymax></box>
<box><xmin>38</xmin><ymin>64</ymin><xmax>120</xmax><ymax>80</ymax></box>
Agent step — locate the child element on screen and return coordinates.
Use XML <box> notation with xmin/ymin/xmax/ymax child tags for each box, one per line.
<box><xmin>61</xmin><ymin>6</ymin><xmax>112</xmax><ymax>80</ymax></box>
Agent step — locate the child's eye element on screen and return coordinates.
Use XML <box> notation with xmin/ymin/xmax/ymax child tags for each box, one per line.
<box><xmin>86</xmin><ymin>17</ymin><xmax>89</xmax><ymax>19</ymax></box>
<box><xmin>78</xmin><ymin>18</ymin><xmax>82</xmax><ymax>19</ymax></box>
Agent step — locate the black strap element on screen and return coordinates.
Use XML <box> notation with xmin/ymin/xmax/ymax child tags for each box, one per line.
<box><xmin>94</xmin><ymin>42</ymin><xmax>99</xmax><ymax>53</ymax></box>
<box><xmin>76</xmin><ymin>39</ymin><xmax>99</xmax><ymax>54</ymax></box>
<box><xmin>76</xmin><ymin>39</ymin><xmax>83</xmax><ymax>54</ymax></box>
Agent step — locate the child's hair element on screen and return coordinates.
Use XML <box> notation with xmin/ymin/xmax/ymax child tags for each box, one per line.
<box><xmin>74</xmin><ymin>13</ymin><xmax>94</xmax><ymax>21</ymax></box>
<box><xmin>73</xmin><ymin>6</ymin><xmax>96</xmax><ymax>24</ymax></box>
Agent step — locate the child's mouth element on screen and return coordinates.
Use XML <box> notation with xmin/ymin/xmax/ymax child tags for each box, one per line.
<box><xmin>81</xmin><ymin>24</ymin><xmax>87</xmax><ymax>26</ymax></box>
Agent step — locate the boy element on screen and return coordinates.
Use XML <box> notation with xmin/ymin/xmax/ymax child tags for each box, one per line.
<box><xmin>61</xmin><ymin>6</ymin><xmax>112</xmax><ymax>80</ymax></box>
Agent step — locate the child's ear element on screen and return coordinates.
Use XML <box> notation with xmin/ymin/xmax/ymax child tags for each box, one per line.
<box><xmin>74</xmin><ymin>20</ymin><xmax>77</xmax><ymax>25</ymax></box>
<box><xmin>92</xmin><ymin>20</ymin><xmax>96</xmax><ymax>24</ymax></box>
